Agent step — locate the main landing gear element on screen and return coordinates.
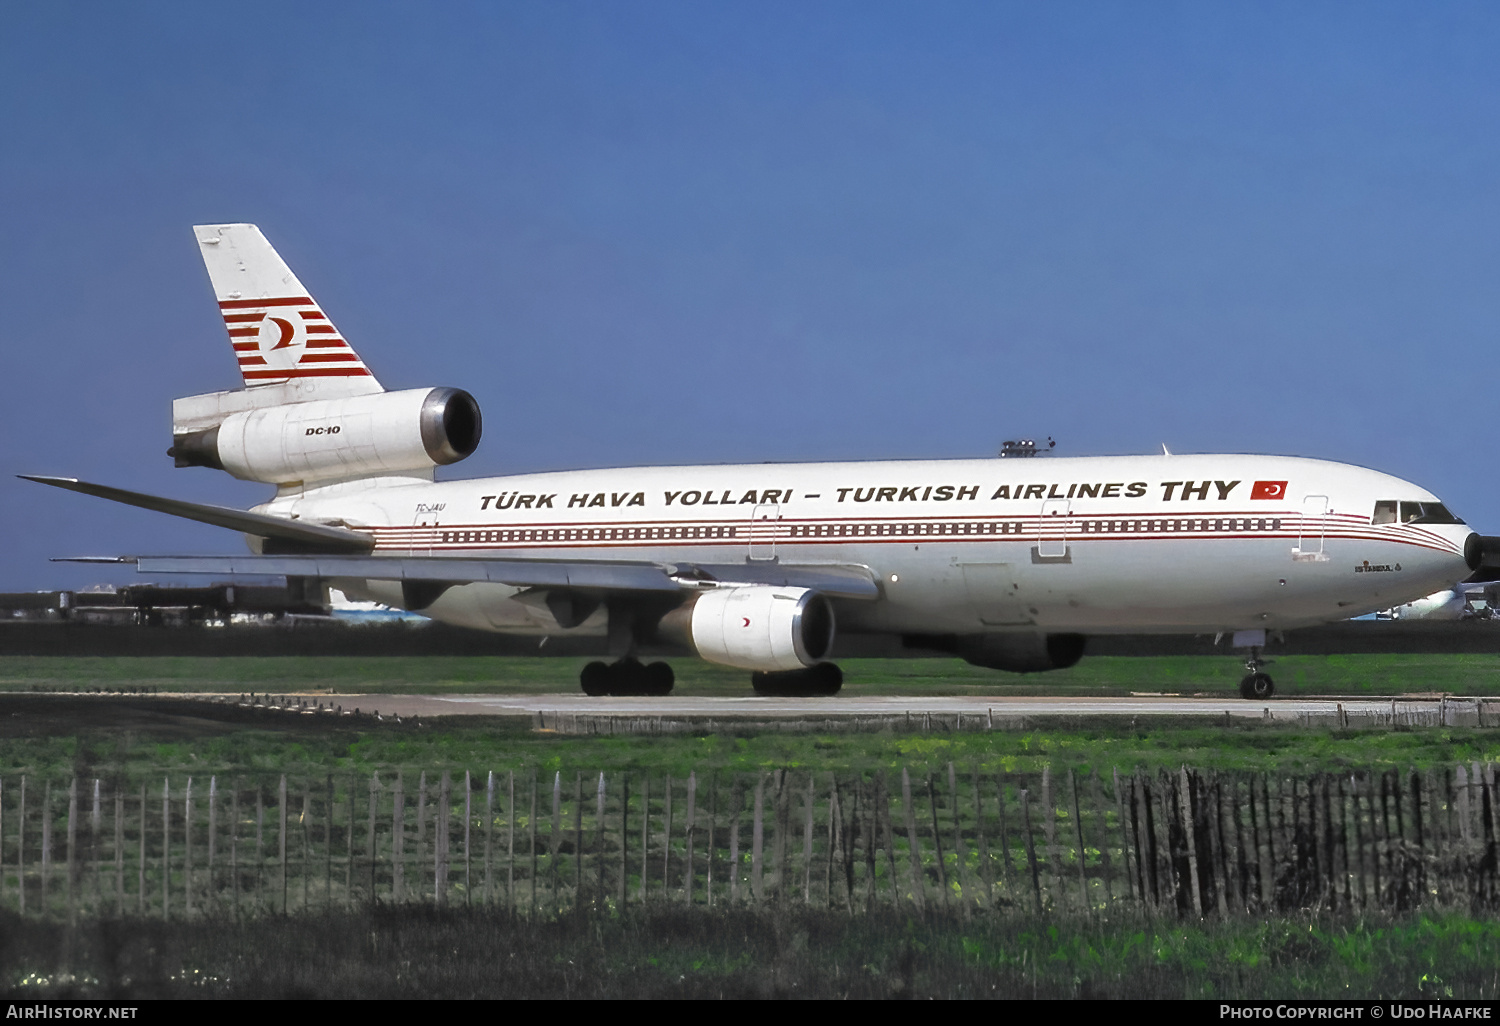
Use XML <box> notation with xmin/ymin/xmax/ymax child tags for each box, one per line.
<box><xmin>579</xmin><ymin>658</ymin><xmax>675</xmax><ymax>696</ymax></box>
<box><xmin>1239</xmin><ymin>647</ymin><xmax>1275</xmax><ymax>700</ymax></box>
<box><xmin>751</xmin><ymin>663</ymin><xmax>843</xmax><ymax>697</ymax></box>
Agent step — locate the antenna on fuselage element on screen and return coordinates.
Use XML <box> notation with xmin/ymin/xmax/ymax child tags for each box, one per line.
<box><xmin>999</xmin><ymin>437</ymin><xmax>1055</xmax><ymax>458</ymax></box>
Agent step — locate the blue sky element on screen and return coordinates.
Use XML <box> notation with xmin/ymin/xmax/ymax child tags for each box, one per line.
<box><xmin>2</xmin><ymin>1</ymin><xmax>1498</xmax><ymax>589</ymax></box>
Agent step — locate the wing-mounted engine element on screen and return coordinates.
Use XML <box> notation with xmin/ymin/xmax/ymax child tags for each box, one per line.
<box><xmin>658</xmin><ymin>585</ymin><xmax>835</xmax><ymax>672</ymax></box>
<box><xmin>170</xmin><ymin>386</ymin><xmax>481</xmax><ymax>486</ymax></box>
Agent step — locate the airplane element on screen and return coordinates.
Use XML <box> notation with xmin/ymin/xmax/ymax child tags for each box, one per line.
<box><xmin>22</xmin><ymin>224</ymin><xmax>1500</xmax><ymax>700</ymax></box>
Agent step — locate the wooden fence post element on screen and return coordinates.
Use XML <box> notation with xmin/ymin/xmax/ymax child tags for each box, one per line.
<box><xmin>277</xmin><ymin>775</ymin><xmax>287</xmax><ymax>915</ymax></box>
<box><xmin>298</xmin><ymin>784</ymin><xmax>309</xmax><ymax>912</ymax></box>
<box><xmin>91</xmin><ymin>779</ymin><xmax>101</xmax><ymax>912</ymax></box>
<box><xmin>230</xmin><ymin>783</ymin><xmax>240</xmax><ymax>918</ymax></box>
<box><xmin>1020</xmin><ymin>788</ymin><xmax>1042</xmax><ymax>915</ymax></box>
<box><xmin>41</xmin><ymin>781</ymin><xmax>52</xmax><ymax>919</ymax></box>
<box><xmin>926</xmin><ymin>773</ymin><xmax>949</xmax><ymax>906</ymax></box>
<box><xmin>346</xmin><ymin>775</ymin><xmax>356</xmax><ymax>904</ymax></box>
<box><xmin>207</xmin><ymin>777</ymin><xmax>217</xmax><ymax>912</ymax></box>
<box><xmin>367</xmin><ymin>773</ymin><xmax>380</xmax><ymax>902</ymax></box>
<box><xmin>571</xmin><ymin>772</ymin><xmax>582</xmax><ymax>906</ymax></box>
<box><xmin>161</xmin><ymin>778</ymin><xmax>170</xmax><ymax>920</ymax></box>
<box><xmin>728</xmin><ymin>776</ymin><xmax>743</xmax><ymax>905</ymax></box>
<box><xmin>67</xmin><ymin>778</ymin><xmax>77</xmax><ymax>922</ymax></box>
<box><xmin>878</xmin><ymin>773</ymin><xmax>898</xmax><ymax>908</ymax></box>
<box><xmin>994</xmin><ymin>776</ymin><xmax>1015</xmax><ymax>901</ymax></box>
<box><xmin>437</xmin><ymin>771</ymin><xmax>451</xmax><ymax>908</ymax></box>
<box><xmin>484</xmin><ymin>771</ymin><xmax>494</xmax><ymax>906</ymax></box>
<box><xmin>17</xmin><ymin>777</ymin><xmax>25</xmax><ymax>918</ymax></box>
<box><xmin>773</xmin><ymin>770</ymin><xmax>789</xmax><ymax>903</ymax></box>
<box><xmin>973</xmin><ymin>769</ymin><xmax>991</xmax><ymax>908</ymax></box>
<box><xmin>638</xmin><ymin>775</ymin><xmax>648</xmax><ymax>905</ymax></box>
<box><xmin>1090</xmin><ymin>772</ymin><xmax>1114</xmax><ymax>907</ymax></box>
<box><xmin>827</xmin><ymin>775</ymin><xmax>844</xmax><ymax>911</ymax></box>
<box><xmin>1041</xmin><ymin>767</ymin><xmax>1062</xmax><ymax>910</ymax></box>
<box><xmin>618</xmin><ymin>773</ymin><xmax>629</xmax><ymax>908</ymax></box>
<box><xmin>1178</xmin><ymin>768</ymin><xmax>1203</xmax><ymax>916</ymax></box>
<box><xmin>529</xmin><ymin>773</ymin><xmax>538</xmax><ymax>916</ymax></box>
<box><xmin>801</xmin><ymin>773</ymin><xmax>814</xmax><ymax>905</ymax></box>
<box><xmin>114</xmin><ymin>787</ymin><xmax>124</xmax><ymax>917</ymax></box>
<box><xmin>660</xmin><ymin>775</ymin><xmax>672</xmax><ymax>901</ymax></box>
<box><xmin>901</xmin><ymin>768</ymin><xmax>924</xmax><ymax>909</ymax></box>
<box><xmin>1068</xmin><ymin>769</ymin><xmax>1088</xmax><ymax>912</ymax></box>
<box><xmin>417</xmin><ymin>772</ymin><xmax>429</xmax><ymax>905</ymax></box>
<box><xmin>326</xmin><ymin>774</ymin><xmax>335</xmax><ymax>909</ymax></box>
<box><xmin>182</xmin><ymin>777</ymin><xmax>191</xmax><ymax>918</ymax></box>
<box><xmin>392</xmin><ymin>772</ymin><xmax>406</xmax><ymax>903</ymax></box>
<box><xmin>1111</xmin><ymin>768</ymin><xmax>1134</xmax><ymax>905</ymax></box>
<box><xmin>706</xmin><ymin>773</ymin><xmax>717</xmax><ymax>908</ymax></box>
<box><xmin>595</xmin><ymin>772</ymin><xmax>606</xmax><ymax>907</ymax></box>
<box><xmin>1209</xmin><ymin>773</ymin><xmax>1229</xmax><ymax>916</ymax></box>
<box><xmin>948</xmin><ymin>764</ymin><xmax>968</xmax><ymax>906</ymax></box>
<box><xmin>751</xmin><ymin>775</ymin><xmax>766</xmax><ymax>904</ymax></box>
<box><xmin>685</xmin><ymin>771</ymin><xmax>697</xmax><ymax>905</ymax></box>
<box><xmin>464</xmin><ymin>771</ymin><xmax>472</xmax><ymax>906</ymax></box>
<box><xmin>507</xmin><ymin>771</ymin><xmax>516</xmax><ymax>913</ymax></box>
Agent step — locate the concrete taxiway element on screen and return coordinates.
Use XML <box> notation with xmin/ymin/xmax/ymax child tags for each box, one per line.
<box><xmin>290</xmin><ymin>693</ymin><xmax>1494</xmax><ymax>722</ymax></box>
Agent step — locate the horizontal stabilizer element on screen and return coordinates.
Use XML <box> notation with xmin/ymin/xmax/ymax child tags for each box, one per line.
<box><xmin>81</xmin><ymin>554</ymin><xmax>881</xmax><ymax>598</ymax></box>
<box><xmin>19</xmin><ymin>476</ymin><xmax>374</xmax><ymax>554</ymax></box>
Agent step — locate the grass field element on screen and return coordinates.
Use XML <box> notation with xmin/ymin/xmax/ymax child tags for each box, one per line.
<box><xmin>1</xmin><ymin>695</ymin><xmax>1498</xmax><ymax>784</ymax></box>
<box><xmin>1</xmin><ymin>655</ymin><xmax>1498</xmax><ymax>1000</ymax></box>
<box><xmin>2</xmin><ymin>651</ymin><xmax>1500</xmax><ymax>696</ymax></box>
<box><xmin>6</xmin><ymin>907</ymin><xmax>1500</xmax><ymax>999</ymax></box>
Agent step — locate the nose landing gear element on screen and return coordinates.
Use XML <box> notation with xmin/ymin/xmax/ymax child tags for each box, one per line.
<box><xmin>579</xmin><ymin>658</ymin><xmax>675</xmax><ymax>696</ymax></box>
<box><xmin>1238</xmin><ymin>647</ymin><xmax>1274</xmax><ymax>700</ymax></box>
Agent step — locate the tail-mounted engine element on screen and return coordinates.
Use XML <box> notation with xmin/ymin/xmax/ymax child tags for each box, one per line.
<box><xmin>169</xmin><ymin>386</ymin><xmax>481</xmax><ymax>486</ymax></box>
<box><xmin>658</xmin><ymin>585</ymin><xmax>835</xmax><ymax>672</ymax></box>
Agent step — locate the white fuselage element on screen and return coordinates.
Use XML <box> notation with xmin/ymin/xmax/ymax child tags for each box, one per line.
<box><xmin>260</xmin><ymin>453</ymin><xmax>1473</xmax><ymax>639</ymax></box>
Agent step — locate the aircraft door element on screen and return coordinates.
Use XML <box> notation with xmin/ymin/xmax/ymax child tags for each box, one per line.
<box><xmin>1295</xmin><ymin>494</ymin><xmax>1328</xmax><ymax>561</ymax></box>
<box><xmin>749</xmin><ymin>502</ymin><xmax>780</xmax><ymax>561</ymax></box>
<box><xmin>1037</xmin><ymin>498</ymin><xmax>1071</xmax><ymax>559</ymax></box>
<box><xmin>410</xmin><ymin>507</ymin><xmax>440</xmax><ymax>558</ymax></box>
<box><xmin>958</xmin><ymin>562</ymin><xmax>1030</xmax><ymax>625</ymax></box>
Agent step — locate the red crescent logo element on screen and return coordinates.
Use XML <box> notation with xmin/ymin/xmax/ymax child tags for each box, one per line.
<box><xmin>268</xmin><ymin>317</ymin><xmax>296</xmax><ymax>350</ymax></box>
<box><xmin>741</xmin><ymin>617</ymin><xmax>751</xmax><ymax>628</ymax></box>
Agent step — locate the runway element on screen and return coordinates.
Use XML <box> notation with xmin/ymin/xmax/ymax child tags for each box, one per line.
<box><xmin>294</xmin><ymin>693</ymin><xmax>1497</xmax><ymax>723</ymax></box>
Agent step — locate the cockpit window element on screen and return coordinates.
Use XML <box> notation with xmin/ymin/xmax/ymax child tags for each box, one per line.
<box><xmin>1398</xmin><ymin>501</ymin><xmax>1465</xmax><ymax>525</ymax></box>
<box><xmin>1371</xmin><ymin>501</ymin><xmax>1397</xmax><ymax>525</ymax></box>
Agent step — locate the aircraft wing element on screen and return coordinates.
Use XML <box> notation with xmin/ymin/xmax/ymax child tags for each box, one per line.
<box><xmin>20</xmin><ymin>476</ymin><xmax>375</xmax><ymax>554</ymax></box>
<box><xmin>63</xmin><ymin>554</ymin><xmax>882</xmax><ymax>599</ymax></box>
<box><xmin>26</xmin><ymin>475</ymin><xmax>880</xmax><ymax>599</ymax></box>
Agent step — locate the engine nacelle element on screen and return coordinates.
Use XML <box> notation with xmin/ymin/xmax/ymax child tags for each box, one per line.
<box><xmin>952</xmin><ymin>632</ymin><xmax>1086</xmax><ymax>673</ymax></box>
<box><xmin>171</xmin><ymin>387</ymin><xmax>481</xmax><ymax>486</ymax></box>
<box><xmin>659</xmin><ymin>585</ymin><xmax>835</xmax><ymax>672</ymax></box>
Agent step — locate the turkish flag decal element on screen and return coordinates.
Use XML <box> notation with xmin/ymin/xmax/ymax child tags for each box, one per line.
<box><xmin>1251</xmin><ymin>481</ymin><xmax>1288</xmax><ymax>500</ymax></box>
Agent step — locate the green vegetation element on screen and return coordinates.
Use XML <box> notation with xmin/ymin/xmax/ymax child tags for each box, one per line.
<box><xmin>2</xmin><ymin>702</ymin><xmax>1497</xmax><ymax>784</ymax></box>
<box><xmin>1</xmin><ymin>652</ymin><xmax>1498</xmax><ymax>696</ymax></box>
<box><xmin>1</xmin><ymin>656</ymin><xmax>1497</xmax><ymax>999</ymax></box>
<box><xmin>5</xmin><ymin>907</ymin><xmax>1500</xmax><ymax>999</ymax></box>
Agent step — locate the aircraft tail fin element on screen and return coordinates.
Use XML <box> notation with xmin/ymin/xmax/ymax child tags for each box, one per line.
<box><xmin>193</xmin><ymin>224</ymin><xmax>383</xmax><ymax>394</ymax></box>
